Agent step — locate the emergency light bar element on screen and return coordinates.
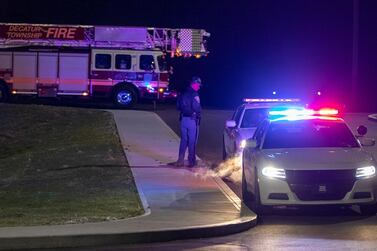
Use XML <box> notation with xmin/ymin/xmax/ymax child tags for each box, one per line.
<box><xmin>243</xmin><ymin>98</ymin><xmax>301</xmax><ymax>103</ymax></box>
<box><xmin>269</xmin><ymin>108</ymin><xmax>313</xmax><ymax>116</ymax></box>
<box><xmin>316</xmin><ymin>108</ymin><xmax>339</xmax><ymax>116</ymax></box>
<box><xmin>269</xmin><ymin>108</ymin><xmax>339</xmax><ymax>117</ymax></box>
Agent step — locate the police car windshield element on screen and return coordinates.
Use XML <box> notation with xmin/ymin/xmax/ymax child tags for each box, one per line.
<box><xmin>241</xmin><ymin>108</ymin><xmax>269</xmax><ymax>128</ymax></box>
<box><xmin>262</xmin><ymin>120</ymin><xmax>359</xmax><ymax>149</ymax></box>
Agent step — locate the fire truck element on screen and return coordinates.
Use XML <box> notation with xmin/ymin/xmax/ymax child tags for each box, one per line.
<box><xmin>0</xmin><ymin>23</ymin><xmax>210</xmax><ymax>107</ymax></box>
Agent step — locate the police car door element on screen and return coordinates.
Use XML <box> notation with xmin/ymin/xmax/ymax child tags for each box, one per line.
<box><xmin>244</xmin><ymin>120</ymin><xmax>269</xmax><ymax>190</ymax></box>
<box><xmin>224</xmin><ymin>106</ymin><xmax>244</xmax><ymax>157</ymax></box>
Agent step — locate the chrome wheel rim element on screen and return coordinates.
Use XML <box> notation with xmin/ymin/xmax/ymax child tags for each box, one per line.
<box><xmin>116</xmin><ymin>90</ymin><xmax>132</xmax><ymax>105</ymax></box>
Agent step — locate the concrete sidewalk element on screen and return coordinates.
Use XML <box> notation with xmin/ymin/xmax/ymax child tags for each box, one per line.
<box><xmin>0</xmin><ymin>110</ymin><xmax>256</xmax><ymax>250</ymax></box>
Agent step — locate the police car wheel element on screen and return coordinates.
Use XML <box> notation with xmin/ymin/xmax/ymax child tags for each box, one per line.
<box><xmin>0</xmin><ymin>84</ymin><xmax>9</xmax><ymax>103</ymax></box>
<box><xmin>113</xmin><ymin>87</ymin><xmax>137</xmax><ymax>108</ymax></box>
<box><xmin>359</xmin><ymin>203</ymin><xmax>377</xmax><ymax>216</ymax></box>
<box><xmin>250</xmin><ymin>168</ymin><xmax>263</xmax><ymax>214</ymax></box>
<box><xmin>242</xmin><ymin>167</ymin><xmax>252</xmax><ymax>204</ymax></box>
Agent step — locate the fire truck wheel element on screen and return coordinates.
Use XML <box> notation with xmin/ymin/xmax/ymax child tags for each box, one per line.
<box><xmin>113</xmin><ymin>87</ymin><xmax>137</xmax><ymax>108</ymax></box>
<box><xmin>0</xmin><ymin>84</ymin><xmax>9</xmax><ymax>102</ymax></box>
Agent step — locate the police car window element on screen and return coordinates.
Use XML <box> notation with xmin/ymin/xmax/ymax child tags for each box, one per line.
<box><xmin>95</xmin><ymin>54</ymin><xmax>111</xmax><ymax>69</ymax></box>
<box><xmin>241</xmin><ymin>108</ymin><xmax>269</xmax><ymax>128</ymax></box>
<box><xmin>262</xmin><ymin>120</ymin><xmax>360</xmax><ymax>149</ymax></box>
<box><xmin>115</xmin><ymin>55</ymin><xmax>131</xmax><ymax>70</ymax></box>
<box><xmin>231</xmin><ymin>109</ymin><xmax>239</xmax><ymax>120</ymax></box>
<box><xmin>140</xmin><ymin>55</ymin><xmax>155</xmax><ymax>71</ymax></box>
<box><xmin>233</xmin><ymin>107</ymin><xmax>244</xmax><ymax>125</ymax></box>
<box><xmin>255</xmin><ymin>121</ymin><xmax>268</xmax><ymax>145</ymax></box>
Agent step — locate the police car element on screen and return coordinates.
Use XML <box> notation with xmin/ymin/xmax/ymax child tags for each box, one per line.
<box><xmin>223</xmin><ymin>98</ymin><xmax>301</xmax><ymax>160</ymax></box>
<box><xmin>241</xmin><ymin>107</ymin><xmax>377</xmax><ymax>215</ymax></box>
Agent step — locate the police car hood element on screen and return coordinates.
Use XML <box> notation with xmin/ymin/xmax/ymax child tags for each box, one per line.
<box><xmin>238</xmin><ymin>128</ymin><xmax>257</xmax><ymax>141</ymax></box>
<box><xmin>259</xmin><ymin>148</ymin><xmax>375</xmax><ymax>170</ymax></box>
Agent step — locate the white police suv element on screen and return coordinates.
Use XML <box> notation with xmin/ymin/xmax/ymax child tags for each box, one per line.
<box><xmin>242</xmin><ymin>107</ymin><xmax>377</xmax><ymax>215</ymax></box>
<box><xmin>223</xmin><ymin>98</ymin><xmax>301</xmax><ymax>160</ymax></box>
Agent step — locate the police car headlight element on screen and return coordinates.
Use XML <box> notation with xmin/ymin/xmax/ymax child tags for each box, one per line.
<box><xmin>240</xmin><ymin>139</ymin><xmax>247</xmax><ymax>149</ymax></box>
<box><xmin>262</xmin><ymin>166</ymin><xmax>286</xmax><ymax>179</ymax></box>
<box><xmin>356</xmin><ymin>166</ymin><xmax>376</xmax><ymax>179</ymax></box>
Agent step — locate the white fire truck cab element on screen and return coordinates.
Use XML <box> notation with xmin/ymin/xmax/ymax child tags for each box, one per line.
<box><xmin>0</xmin><ymin>23</ymin><xmax>210</xmax><ymax>107</ymax></box>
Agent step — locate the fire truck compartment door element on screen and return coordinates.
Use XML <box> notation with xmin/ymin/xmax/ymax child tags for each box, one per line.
<box><xmin>0</xmin><ymin>52</ymin><xmax>12</xmax><ymax>70</ymax></box>
<box><xmin>38</xmin><ymin>53</ymin><xmax>58</xmax><ymax>85</ymax></box>
<box><xmin>13</xmin><ymin>52</ymin><xmax>37</xmax><ymax>90</ymax></box>
<box><xmin>59</xmin><ymin>53</ymin><xmax>89</xmax><ymax>92</ymax></box>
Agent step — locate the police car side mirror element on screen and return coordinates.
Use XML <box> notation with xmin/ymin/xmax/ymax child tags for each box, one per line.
<box><xmin>359</xmin><ymin>137</ymin><xmax>376</xmax><ymax>147</ymax></box>
<box><xmin>226</xmin><ymin>120</ymin><xmax>237</xmax><ymax>128</ymax></box>
<box><xmin>357</xmin><ymin>125</ymin><xmax>368</xmax><ymax>136</ymax></box>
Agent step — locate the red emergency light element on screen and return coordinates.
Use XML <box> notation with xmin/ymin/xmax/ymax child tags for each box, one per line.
<box><xmin>316</xmin><ymin>108</ymin><xmax>339</xmax><ymax>116</ymax></box>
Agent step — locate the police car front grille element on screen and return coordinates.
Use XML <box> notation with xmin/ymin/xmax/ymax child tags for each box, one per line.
<box><xmin>285</xmin><ymin>169</ymin><xmax>356</xmax><ymax>201</ymax></box>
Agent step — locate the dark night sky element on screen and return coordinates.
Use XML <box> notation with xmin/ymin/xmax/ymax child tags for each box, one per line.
<box><xmin>1</xmin><ymin>0</ymin><xmax>377</xmax><ymax>111</ymax></box>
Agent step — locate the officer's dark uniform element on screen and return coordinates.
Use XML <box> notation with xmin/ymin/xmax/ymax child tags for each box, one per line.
<box><xmin>176</xmin><ymin>83</ymin><xmax>201</xmax><ymax>167</ymax></box>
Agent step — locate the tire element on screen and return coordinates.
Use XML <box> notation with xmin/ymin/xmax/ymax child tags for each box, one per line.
<box><xmin>113</xmin><ymin>86</ymin><xmax>137</xmax><ymax>108</ymax></box>
<box><xmin>250</xmin><ymin>169</ymin><xmax>263</xmax><ymax>214</ymax></box>
<box><xmin>242</xmin><ymin>166</ymin><xmax>252</xmax><ymax>204</ymax></box>
<box><xmin>0</xmin><ymin>84</ymin><xmax>9</xmax><ymax>103</ymax></box>
<box><xmin>360</xmin><ymin>203</ymin><xmax>377</xmax><ymax>216</ymax></box>
<box><xmin>242</xmin><ymin>166</ymin><xmax>264</xmax><ymax>214</ymax></box>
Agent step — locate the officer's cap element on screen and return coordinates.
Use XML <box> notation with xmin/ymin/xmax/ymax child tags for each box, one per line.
<box><xmin>191</xmin><ymin>76</ymin><xmax>202</xmax><ymax>85</ymax></box>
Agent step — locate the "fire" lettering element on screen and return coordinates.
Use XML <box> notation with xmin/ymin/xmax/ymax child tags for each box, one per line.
<box><xmin>46</xmin><ymin>27</ymin><xmax>77</xmax><ymax>39</ymax></box>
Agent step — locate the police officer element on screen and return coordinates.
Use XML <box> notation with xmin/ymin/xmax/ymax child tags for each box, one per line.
<box><xmin>175</xmin><ymin>76</ymin><xmax>202</xmax><ymax>167</ymax></box>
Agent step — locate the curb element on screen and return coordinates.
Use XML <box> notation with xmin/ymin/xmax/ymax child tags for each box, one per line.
<box><xmin>153</xmin><ymin>112</ymin><xmax>181</xmax><ymax>141</ymax></box>
<box><xmin>0</xmin><ymin>215</ymin><xmax>256</xmax><ymax>250</ymax></box>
